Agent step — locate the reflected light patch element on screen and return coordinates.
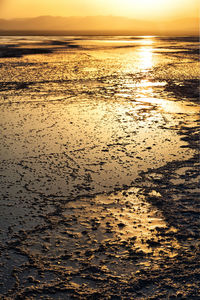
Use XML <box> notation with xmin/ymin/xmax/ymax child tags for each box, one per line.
<box><xmin>139</xmin><ymin>46</ymin><xmax>153</xmax><ymax>71</ymax></box>
<box><xmin>125</xmin><ymin>81</ymin><xmax>167</xmax><ymax>88</ymax></box>
<box><xmin>136</xmin><ymin>97</ymin><xmax>200</xmax><ymax>114</ymax></box>
<box><xmin>140</xmin><ymin>37</ymin><xmax>155</xmax><ymax>45</ymax></box>
<box><xmin>137</xmin><ymin>80</ymin><xmax>166</xmax><ymax>88</ymax></box>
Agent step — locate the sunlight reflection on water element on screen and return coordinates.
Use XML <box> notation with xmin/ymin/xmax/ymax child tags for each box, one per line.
<box><xmin>139</xmin><ymin>46</ymin><xmax>154</xmax><ymax>71</ymax></box>
<box><xmin>0</xmin><ymin>36</ymin><xmax>199</xmax><ymax>297</ymax></box>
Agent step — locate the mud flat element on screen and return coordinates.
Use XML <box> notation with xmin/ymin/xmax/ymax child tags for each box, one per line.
<box><xmin>0</xmin><ymin>36</ymin><xmax>199</xmax><ymax>299</ymax></box>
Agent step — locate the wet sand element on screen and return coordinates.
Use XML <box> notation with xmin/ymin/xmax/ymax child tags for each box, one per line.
<box><xmin>0</xmin><ymin>36</ymin><xmax>199</xmax><ymax>299</ymax></box>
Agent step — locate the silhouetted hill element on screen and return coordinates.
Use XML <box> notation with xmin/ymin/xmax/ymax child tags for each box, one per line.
<box><xmin>0</xmin><ymin>16</ymin><xmax>198</xmax><ymax>35</ymax></box>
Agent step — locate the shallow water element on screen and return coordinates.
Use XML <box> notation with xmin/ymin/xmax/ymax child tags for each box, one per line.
<box><xmin>0</xmin><ymin>36</ymin><xmax>199</xmax><ymax>298</ymax></box>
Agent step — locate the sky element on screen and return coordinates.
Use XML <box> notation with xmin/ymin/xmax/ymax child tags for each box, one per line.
<box><xmin>0</xmin><ymin>0</ymin><xmax>199</xmax><ymax>20</ymax></box>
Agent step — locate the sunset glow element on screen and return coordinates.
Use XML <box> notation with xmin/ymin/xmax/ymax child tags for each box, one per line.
<box><xmin>0</xmin><ymin>0</ymin><xmax>199</xmax><ymax>20</ymax></box>
<box><xmin>0</xmin><ymin>0</ymin><xmax>200</xmax><ymax>295</ymax></box>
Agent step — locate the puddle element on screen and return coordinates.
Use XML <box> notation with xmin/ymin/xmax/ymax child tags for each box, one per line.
<box><xmin>136</xmin><ymin>97</ymin><xmax>200</xmax><ymax>114</ymax></box>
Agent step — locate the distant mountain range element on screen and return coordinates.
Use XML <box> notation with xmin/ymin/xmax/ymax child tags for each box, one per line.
<box><xmin>0</xmin><ymin>16</ymin><xmax>199</xmax><ymax>35</ymax></box>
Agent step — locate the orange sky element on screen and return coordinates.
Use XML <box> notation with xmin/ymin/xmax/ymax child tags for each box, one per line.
<box><xmin>0</xmin><ymin>0</ymin><xmax>199</xmax><ymax>20</ymax></box>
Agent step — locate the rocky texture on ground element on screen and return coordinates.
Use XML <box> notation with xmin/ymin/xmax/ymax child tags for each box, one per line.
<box><xmin>0</xmin><ymin>36</ymin><xmax>199</xmax><ymax>299</ymax></box>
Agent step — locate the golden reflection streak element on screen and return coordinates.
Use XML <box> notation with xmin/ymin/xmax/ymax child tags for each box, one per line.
<box><xmin>135</xmin><ymin>40</ymin><xmax>200</xmax><ymax>113</ymax></box>
<box><xmin>139</xmin><ymin>46</ymin><xmax>153</xmax><ymax>72</ymax></box>
<box><xmin>134</xmin><ymin>39</ymin><xmax>154</xmax><ymax>98</ymax></box>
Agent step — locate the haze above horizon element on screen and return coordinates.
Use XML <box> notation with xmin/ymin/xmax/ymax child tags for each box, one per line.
<box><xmin>0</xmin><ymin>0</ymin><xmax>199</xmax><ymax>21</ymax></box>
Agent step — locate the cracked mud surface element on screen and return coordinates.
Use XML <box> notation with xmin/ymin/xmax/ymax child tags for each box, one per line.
<box><xmin>0</xmin><ymin>36</ymin><xmax>199</xmax><ymax>299</ymax></box>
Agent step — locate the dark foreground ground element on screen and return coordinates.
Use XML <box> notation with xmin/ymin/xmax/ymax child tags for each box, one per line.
<box><xmin>0</xmin><ymin>36</ymin><xmax>199</xmax><ymax>299</ymax></box>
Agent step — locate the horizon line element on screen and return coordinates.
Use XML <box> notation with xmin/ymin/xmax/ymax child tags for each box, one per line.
<box><xmin>0</xmin><ymin>30</ymin><xmax>199</xmax><ymax>37</ymax></box>
<box><xmin>1</xmin><ymin>15</ymin><xmax>199</xmax><ymax>22</ymax></box>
